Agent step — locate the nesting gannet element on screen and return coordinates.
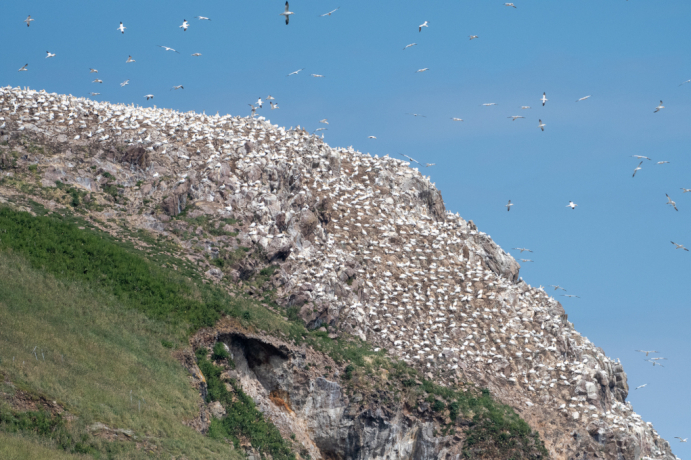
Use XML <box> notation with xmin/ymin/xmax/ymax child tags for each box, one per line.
<box><xmin>632</xmin><ymin>161</ymin><xmax>643</xmax><ymax>178</ymax></box>
<box><xmin>508</xmin><ymin>116</ymin><xmax>525</xmax><ymax>121</ymax></box>
<box><xmin>416</xmin><ymin>68</ymin><xmax>429</xmax><ymax>73</ymax></box>
<box><xmin>469</xmin><ymin>35</ymin><xmax>479</xmax><ymax>40</ymax></box>
<box><xmin>319</xmin><ymin>8</ymin><xmax>340</xmax><ymax>17</ymax></box>
<box><xmin>144</xmin><ymin>94</ymin><xmax>154</xmax><ymax>100</ymax></box>
<box><xmin>451</xmin><ymin>118</ymin><xmax>464</xmax><ymax>121</ymax></box>
<box><xmin>632</xmin><ymin>155</ymin><xmax>651</xmax><ymax>160</ymax></box>
<box><xmin>541</xmin><ymin>92</ymin><xmax>548</xmax><ymax>106</ymax></box>
<box><xmin>635</xmin><ymin>384</ymin><xmax>647</xmax><ymax>390</ymax></box>
<box><xmin>18</xmin><ymin>64</ymin><xmax>28</xmax><ymax>72</ymax></box>
<box><xmin>549</xmin><ymin>285</ymin><xmax>566</xmax><ymax>291</ymax></box>
<box><xmin>158</xmin><ymin>45</ymin><xmax>180</xmax><ymax>53</ymax></box>
<box><xmin>419</xmin><ymin>21</ymin><xmax>429</xmax><ymax>32</ymax></box>
<box><xmin>191</xmin><ymin>53</ymin><xmax>202</xmax><ymax>57</ymax></box>
<box><xmin>45</xmin><ymin>51</ymin><xmax>56</xmax><ymax>58</ymax></box>
<box><xmin>666</xmin><ymin>194</ymin><xmax>678</xmax><ymax>211</ymax></box>
<box><xmin>180</xmin><ymin>19</ymin><xmax>189</xmax><ymax>31</ymax></box>
<box><xmin>512</xmin><ymin>248</ymin><xmax>532</xmax><ymax>253</ymax></box>
<box><xmin>654</xmin><ymin>101</ymin><xmax>664</xmax><ymax>113</ymax></box>
<box><xmin>404</xmin><ymin>43</ymin><xmax>417</xmax><ymax>50</ymax></box>
<box><xmin>120</xmin><ymin>80</ymin><xmax>129</xmax><ymax>87</ymax></box>
<box><xmin>635</xmin><ymin>350</ymin><xmax>659</xmax><ymax>356</ymax></box>
<box><xmin>126</xmin><ymin>55</ymin><xmax>135</xmax><ymax>63</ymax></box>
<box><xmin>194</xmin><ymin>16</ymin><xmax>211</xmax><ymax>21</ymax></box>
<box><xmin>671</xmin><ymin>241</ymin><xmax>689</xmax><ymax>251</ymax></box>
<box><xmin>117</xmin><ymin>22</ymin><xmax>126</xmax><ymax>34</ymax></box>
<box><xmin>504</xmin><ymin>3</ymin><xmax>517</xmax><ymax>8</ymax></box>
<box><xmin>576</xmin><ymin>95</ymin><xmax>591</xmax><ymax>102</ymax></box>
<box><xmin>566</xmin><ymin>201</ymin><xmax>577</xmax><ymax>209</ymax></box>
<box><xmin>674</xmin><ymin>438</ymin><xmax>688</xmax><ymax>443</ymax></box>
<box><xmin>539</xmin><ymin>119</ymin><xmax>545</xmax><ymax>131</ymax></box>
<box><xmin>25</xmin><ymin>15</ymin><xmax>35</xmax><ymax>27</ymax></box>
<box><xmin>287</xmin><ymin>68</ymin><xmax>304</xmax><ymax>76</ymax></box>
<box><xmin>93</xmin><ymin>78</ymin><xmax>102</xmax><ymax>83</ymax></box>
<box><xmin>506</xmin><ymin>200</ymin><xmax>514</xmax><ymax>211</ymax></box>
<box><xmin>280</xmin><ymin>2</ymin><xmax>294</xmax><ymax>25</ymax></box>
<box><xmin>172</xmin><ymin>85</ymin><xmax>184</xmax><ymax>90</ymax></box>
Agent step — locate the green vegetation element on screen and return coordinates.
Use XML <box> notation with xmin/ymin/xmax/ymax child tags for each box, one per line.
<box><xmin>197</xmin><ymin>354</ymin><xmax>295</xmax><ymax>460</ymax></box>
<box><xmin>0</xmin><ymin>432</ymin><xmax>87</xmax><ymax>460</ymax></box>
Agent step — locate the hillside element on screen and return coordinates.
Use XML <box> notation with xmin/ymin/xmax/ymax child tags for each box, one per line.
<box><xmin>0</xmin><ymin>86</ymin><xmax>676</xmax><ymax>460</ymax></box>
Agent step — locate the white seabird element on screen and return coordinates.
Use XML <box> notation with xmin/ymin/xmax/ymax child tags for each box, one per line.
<box><xmin>280</xmin><ymin>2</ymin><xmax>294</xmax><ymax>25</ymax></box>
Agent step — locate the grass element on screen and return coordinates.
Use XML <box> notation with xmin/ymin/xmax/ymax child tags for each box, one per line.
<box><xmin>0</xmin><ymin>432</ymin><xmax>87</xmax><ymax>460</ymax></box>
<box><xmin>0</xmin><ymin>252</ymin><xmax>240</xmax><ymax>459</ymax></box>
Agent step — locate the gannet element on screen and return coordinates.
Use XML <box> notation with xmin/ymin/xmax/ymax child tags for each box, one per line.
<box><xmin>671</xmin><ymin>241</ymin><xmax>688</xmax><ymax>251</ymax></box>
<box><xmin>404</xmin><ymin>43</ymin><xmax>417</xmax><ymax>50</ymax></box>
<box><xmin>632</xmin><ymin>155</ymin><xmax>651</xmax><ymax>160</ymax></box>
<box><xmin>674</xmin><ymin>438</ymin><xmax>688</xmax><ymax>443</ymax></box>
<box><xmin>576</xmin><ymin>95</ymin><xmax>591</xmax><ymax>102</ymax></box>
<box><xmin>632</xmin><ymin>161</ymin><xmax>643</xmax><ymax>178</ymax></box>
<box><xmin>635</xmin><ymin>350</ymin><xmax>659</xmax><ymax>356</ymax></box>
<box><xmin>425</xmin><ymin>163</ymin><xmax>435</xmax><ymax>167</ymax></box>
<box><xmin>654</xmin><ymin>101</ymin><xmax>664</xmax><ymax>113</ymax></box>
<box><xmin>635</xmin><ymin>384</ymin><xmax>647</xmax><ymax>390</ymax></box>
<box><xmin>172</xmin><ymin>85</ymin><xmax>184</xmax><ymax>90</ymax></box>
<box><xmin>419</xmin><ymin>21</ymin><xmax>429</xmax><ymax>32</ymax></box>
<box><xmin>194</xmin><ymin>16</ymin><xmax>211</xmax><ymax>21</ymax></box>
<box><xmin>120</xmin><ymin>80</ymin><xmax>129</xmax><ymax>87</ymax></box>
<box><xmin>520</xmin><ymin>259</ymin><xmax>534</xmax><ymax>263</ymax></box>
<box><xmin>311</xmin><ymin>74</ymin><xmax>324</xmax><ymax>77</ymax></box>
<box><xmin>180</xmin><ymin>19</ymin><xmax>189</xmax><ymax>31</ymax></box>
<box><xmin>287</xmin><ymin>68</ymin><xmax>304</xmax><ymax>76</ymax></box>
<box><xmin>666</xmin><ymin>194</ymin><xmax>678</xmax><ymax>211</ymax></box>
<box><xmin>469</xmin><ymin>35</ymin><xmax>479</xmax><ymax>40</ymax></box>
<box><xmin>451</xmin><ymin>118</ymin><xmax>464</xmax><ymax>121</ymax></box>
<box><xmin>549</xmin><ymin>285</ymin><xmax>566</xmax><ymax>291</ymax></box>
<box><xmin>506</xmin><ymin>200</ymin><xmax>514</xmax><ymax>211</ymax></box>
<box><xmin>280</xmin><ymin>2</ymin><xmax>294</xmax><ymax>25</ymax></box>
<box><xmin>93</xmin><ymin>78</ymin><xmax>103</xmax><ymax>83</ymax></box>
<box><xmin>126</xmin><ymin>55</ymin><xmax>135</xmax><ymax>63</ymax></box>
<box><xmin>539</xmin><ymin>119</ymin><xmax>545</xmax><ymax>131</ymax></box>
<box><xmin>45</xmin><ymin>51</ymin><xmax>56</xmax><ymax>58</ymax></box>
<box><xmin>319</xmin><ymin>8</ymin><xmax>340</xmax><ymax>17</ymax></box>
<box><xmin>368</xmin><ymin>136</ymin><xmax>377</xmax><ymax>139</ymax></box>
<box><xmin>508</xmin><ymin>116</ymin><xmax>525</xmax><ymax>121</ymax></box>
<box><xmin>144</xmin><ymin>94</ymin><xmax>154</xmax><ymax>100</ymax></box>
<box><xmin>158</xmin><ymin>45</ymin><xmax>180</xmax><ymax>53</ymax></box>
<box><xmin>541</xmin><ymin>92</ymin><xmax>548</xmax><ymax>106</ymax></box>
<box><xmin>512</xmin><ymin>248</ymin><xmax>532</xmax><ymax>253</ymax></box>
<box><xmin>118</xmin><ymin>22</ymin><xmax>126</xmax><ymax>34</ymax></box>
<box><xmin>681</xmin><ymin>188</ymin><xmax>691</xmax><ymax>193</ymax></box>
<box><xmin>25</xmin><ymin>15</ymin><xmax>35</xmax><ymax>27</ymax></box>
<box><xmin>521</xmin><ymin>106</ymin><xmax>531</xmax><ymax>109</ymax></box>
<box><xmin>416</xmin><ymin>68</ymin><xmax>429</xmax><ymax>73</ymax></box>
<box><xmin>270</xmin><ymin>101</ymin><xmax>279</xmax><ymax>110</ymax></box>
<box><xmin>561</xmin><ymin>294</ymin><xmax>580</xmax><ymax>298</ymax></box>
<box><xmin>656</xmin><ymin>161</ymin><xmax>669</xmax><ymax>165</ymax></box>
<box><xmin>319</xmin><ymin>119</ymin><xmax>328</xmax><ymax>124</ymax></box>
<box><xmin>504</xmin><ymin>3</ymin><xmax>517</xmax><ymax>7</ymax></box>
<box><xmin>18</xmin><ymin>64</ymin><xmax>28</xmax><ymax>72</ymax></box>
<box><xmin>191</xmin><ymin>53</ymin><xmax>202</xmax><ymax>57</ymax></box>
<box><xmin>89</xmin><ymin>68</ymin><xmax>98</xmax><ymax>73</ymax></box>
<box><xmin>566</xmin><ymin>201</ymin><xmax>577</xmax><ymax>209</ymax></box>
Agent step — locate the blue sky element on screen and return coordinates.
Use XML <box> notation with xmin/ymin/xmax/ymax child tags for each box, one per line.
<box><xmin>3</xmin><ymin>0</ymin><xmax>690</xmax><ymax>451</ymax></box>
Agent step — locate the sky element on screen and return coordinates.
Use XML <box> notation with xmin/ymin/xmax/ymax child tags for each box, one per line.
<box><xmin>2</xmin><ymin>0</ymin><xmax>690</xmax><ymax>453</ymax></box>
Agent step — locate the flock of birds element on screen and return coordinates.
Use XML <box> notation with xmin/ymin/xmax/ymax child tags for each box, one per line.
<box><xmin>9</xmin><ymin>4</ymin><xmax>690</xmax><ymax>452</ymax></box>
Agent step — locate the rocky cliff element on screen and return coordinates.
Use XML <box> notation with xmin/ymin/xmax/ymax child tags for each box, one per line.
<box><xmin>0</xmin><ymin>86</ymin><xmax>676</xmax><ymax>460</ymax></box>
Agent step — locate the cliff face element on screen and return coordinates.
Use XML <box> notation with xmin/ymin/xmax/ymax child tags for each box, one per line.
<box><xmin>0</xmin><ymin>86</ymin><xmax>676</xmax><ymax>460</ymax></box>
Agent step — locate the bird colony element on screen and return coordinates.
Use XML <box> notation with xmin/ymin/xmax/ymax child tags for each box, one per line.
<box><xmin>0</xmin><ymin>85</ymin><xmax>676</xmax><ymax>460</ymax></box>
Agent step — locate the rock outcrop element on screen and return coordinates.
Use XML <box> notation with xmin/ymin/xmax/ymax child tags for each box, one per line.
<box><xmin>0</xmin><ymin>86</ymin><xmax>675</xmax><ymax>460</ymax></box>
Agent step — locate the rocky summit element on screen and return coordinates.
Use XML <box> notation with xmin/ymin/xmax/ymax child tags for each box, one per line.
<box><xmin>0</xmin><ymin>86</ymin><xmax>676</xmax><ymax>460</ymax></box>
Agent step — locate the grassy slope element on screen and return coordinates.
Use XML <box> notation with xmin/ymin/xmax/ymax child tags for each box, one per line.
<box><xmin>0</xmin><ymin>252</ymin><xmax>239</xmax><ymax>459</ymax></box>
<box><xmin>0</xmin><ymin>432</ymin><xmax>87</xmax><ymax>460</ymax></box>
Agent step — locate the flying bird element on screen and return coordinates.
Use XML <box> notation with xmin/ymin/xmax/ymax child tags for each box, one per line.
<box><xmin>270</xmin><ymin>101</ymin><xmax>279</xmax><ymax>110</ymax></box>
<box><xmin>656</xmin><ymin>161</ymin><xmax>669</xmax><ymax>165</ymax></box>
<box><xmin>368</xmin><ymin>136</ymin><xmax>377</xmax><ymax>139</ymax></box>
<box><xmin>419</xmin><ymin>21</ymin><xmax>429</xmax><ymax>32</ymax></box>
<box><xmin>256</xmin><ymin>97</ymin><xmax>263</xmax><ymax>108</ymax></box>
<box><xmin>45</xmin><ymin>51</ymin><xmax>55</xmax><ymax>58</ymax></box>
<box><xmin>172</xmin><ymin>85</ymin><xmax>184</xmax><ymax>90</ymax></box>
<box><xmin>319</xmin><ymin>119</ymin><xmax>328</xmax><ymax>124</ymax></box>
<box><xmin>311</xmin><ymin>74</ymin><xmax>325</xmax><ymax>77</ymax></box>
<box><xmin>191</xmin><ymin>53</ymin><xmax>202</xmax><ymax>57</ymax></box>
<box><xmin>89</xmin><ymin>92</ymin><xmax>100</xmax><ymax>96</ymax></box>
<box><xmin>666</xmin><ymin>194</ymin><xmax>678</xmax><ymax>211</ymax></box>
<box><xmin>674</xmin><ymin>438</ymin><xmax>688</xmax><ymax>443</ymax></box>
<box><xmin>576</xmin><ymin>95</ymin><xmax>591</xmax><ymax>102</ymax></box>
<box><xmin>635</xmin><ymin>350</ymin><xmax>659</xmax><ymax>356</ymax></box>
<box><xmin>117</xmin><ymin>22</ymin><xmax>126</xmax><ymax>34</ymax></box>
<box><xmin>508</xmin><ymin>116</ymin><xmax>525</xmax><ymax>121</ymax></box>
<box><xmin>481</xmin><ymin>103</ymin><xmax>497</xmax><ymax>106</ymax></box>
<box><xmin>631</xmin><ymin>155</ymin><xmax>651</xmax><ymax>161</ymax></box>
<box><xmin>520</xmin><ymin>259</ymin><xmax>534</xmax><ymax>263</ymax></box>
<box><xmin>93</xmin><ymin>78</ymin><xmax>103</xmax><ymax>83</ymax></box>
<box><xmin>654</xmin><ymin>101</ymin><xmax>664</xmax><ymax>113</ymax></box>
<box><xmin>681</xmin><ymin>188</ymin><xmax>691</xmax><ymax>193</ymax></box>
<box><xmin>319</xmin><ymin>7</ymin><xmax>340</xmax><ymax>17</ymax></box>
<box><xmin>401</xmin><ymin>154</ymin><xmax>420</xmax><ymax>165</ymax></box>
<box><xmin>89</xmin><ymin>68</ymin><xmax>98</xmax><ymax>73</ymax></box>
<box><xmin>287</xmin><ymin>68</ymin><xmax>304</xmax><ymax>76</ymax></box>
<box><xmin>120</xmin><ymin>80</ymin><xmax>129</xmax><ymax>87</ymax></box>
<box><xmin>25</xmin><ymin>15</ymin><xmax>34</xmax><ymax>27</ymax></box>
<box><xmin>280</xmin><ymin>2</ymin><xmax>294</xmax><ymax>25</ymax></box>
<box><xmin>512</xmin><ymin>248</ymin><xmax>533</xmax><ymax>253</ymax></box>
<box><xmin>126</xmin><ymin>55</ymin><xmax>135</xmax><ymax>63</ymax></box>
<box><xmin>549</xmin><ymin>285</ymin><xmax>566</xmax><ymax>291</ymax></box>
<box><xmin>416</xmin><ymin>68</ymin><xmax>429</xmax><ymax>73</ymax></box>
<box><xmin>194</xmin><ymin>16</ymin><xmax>211</xmax><ymax>21</ymax></box>
<box><xmin>539</xmin><ymin>119</ymin><xmax>545</xmax><ymax>131</ymax></box>
<box><xmin>451</xmin><ymin>118</ymin><xmax>464</xmax><ymax>121</ymax></box>
<box><xmin>425</xmin><ymin>163</ymin><xmax>435</xmax><ymax>167</ymax></box>
<box><xmin>180</xmin><ymin>19</ymin><xmax>189</xmax><ymax>31</ymax></box>
<box><xmin>521</xmin><ymin>106</ymin><xmax>531</xmax><ymax>109</ymax></box>
<box><xmin>469</xmin><ymin>35</ymin><xmax>479</xmax><ymax>40</ymax></box>
<box><xmin>541</xmin><ymin>92</ymin><xmax>548</xmax><ymax>106</ymax></box>
<box><xmin>314</xmin><ymin>127</ymin><xmax>327</xmax><ymax>133</ymax></box>
<box><xmin>561</xmin><ymin>294</ymin><xmax>580</xmax><ymax>298</ymax></box>
<box><xmin>645</xmin><ymin>359</ymin><xmax>664</xmax><ymax>367</ymax></box>
<box><xmin>158</xmin><ymin>45</ymin><xmax>180</xmax><ymax>53</ymax></box>
<box><xmin>671</xmin><ymin>241</ymin><xmax>689</xmax><ymax>251</ymax></box>
<box><xmin>144</xmin><ymin>94</ymin><xmax>154</xmax><ymax>100</ymax></box>
<box><xmin>632</xmin><ymin>161</ymin><xmax>643</xmax><ymax>178</ymax></box>
<box><xmin>679</xmin><ymin>80</ymin><xmax>690</xmax><ymax>87</ymax></box>
<box><xmin>18</xmin><ymin>64</ymin><xmax>28</xmax><ymax>72</ymax></box>
<box><xmin>635</xmin><ymin>384</ymin><xmax>647</xmax><ymax>390</ymax></box>
<box><xmin>506</xmin><ymin>200</ymin><xmax>514</xmax><ymax>211</ymax></box>
<box><xmin>406</xmin><ymin>113</ymin><xmax>426</xmax><ymax>117</ymax></box>
<box><xmin>504</xmin><ymin>3</ymin><xmax>517</xmax><ymax>7</ymax></box>
<box><xmin>404</xmin><ymin>43</ymin><xmax>417</xmax><ymax>50</ymax></box>
<box><xmin>567</xmin><ymin>201</ymin><xmax>577</xmax><ymax>209</ymax></box>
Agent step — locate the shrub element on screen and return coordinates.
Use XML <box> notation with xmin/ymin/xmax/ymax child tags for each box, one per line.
<box><xmin>212</xmin><ymin>342</ymin><xmax>229</xmax><ymax>361</ymax></box>
<box><xmin>343</xmin><ymin>364</ymin><xmax>355</xmax><ymax>380</ymax></box>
